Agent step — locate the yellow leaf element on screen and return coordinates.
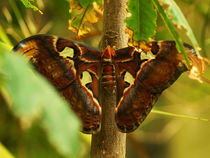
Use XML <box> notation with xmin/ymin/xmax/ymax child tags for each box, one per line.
<box><xmin>0</xmin><ymin>143</ymin><xmax>15</xmax><ymax>158</ymax></box>
<box><xmin>69</xmin><ymin>0</ymin><xmax>81</xmax><ymax>13</ymax></box>
<box><xmin>68</xmin><ymin>1</ymin><xmax>103</xmax><ymax>37</ymax></box>
<box><xmin>177</xmin><ymin>47</ymin><xmax>209</xmax><ymax>83</ymax></box>
<box><xmin>188</xmin><ymin>56</ymin><xmax>210</xmax><ymax>84</ymax></box>
<box><xmin>85</xmin><ymin>8</ymin><xmax>99</xmax><ymax>24</ymax></box>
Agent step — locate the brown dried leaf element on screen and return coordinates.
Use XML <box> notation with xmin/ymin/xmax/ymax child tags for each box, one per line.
<box><xmin>126</xmin><ymin>28</ymin><xmax>152</xmax><ymax>52</ymax></box>
<box><xmin>177</xmin><ymin>48</ymin><xmax>209</xmax><ymax>83</ymax></box>
<box><xmin>68</xmin><ymin>1</ymin><xmax>103</xmax><ymax>37</ymax></box>
<box><xmin>69</xmin><ymin>0</ymin><xmax>81</xmax><ymax>13</ymax></box>
<box><xmin>188</xmin><ymin>57</ymin><xmax>210</xmax><ymax>84</ymax></box>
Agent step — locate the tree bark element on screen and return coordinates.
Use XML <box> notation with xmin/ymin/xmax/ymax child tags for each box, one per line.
<box><xmin>90</xmin><ymin>0</ymin><xmax>128</xmax><ymax>158</ymax></box>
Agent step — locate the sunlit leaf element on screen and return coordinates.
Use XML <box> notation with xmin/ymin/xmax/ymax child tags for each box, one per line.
<box><xmin>20</xmin><ymin>0</ymin><xmax>43</xmax><ymax>14</ymax></box>
<box><xmin>125</xmin><ymin>0</ymin><xmax>157</xmax><ymax>45</ymax></box>
<box><xmin>158</xmin><ymin>0</ymin><xmax>200</xmax><ymax>54</ymax></box>
<box><xmin>0</xmin><ymin>25</ymin><xmax>12</xmax><ymax>46</ymax></box>
<box><xmin>152</xmin><ymin>0</ymin><xmax>190</xmax><ymax>67</ymax></box>
<box><xmin>1</xmin><ymin>49</ymin><xmax>81</xmax><ymax>157</ymax></box>
<box><xmin>0</xmin><ymin>143</ymin><xmax>15</xmax><ymax>158</ymax></box>
<box><xmin>69</xmin><ymin>0</ymin><xmax>103</xmax><ymax>37</ymax></box>
<box><xmin>0</xmin><ymin>41</ymin><xmax>12</xmax><ymax>88</ymax></box>
<box><xmin>0</xmin><ymin>41</ymin><xmax>12</xmax><ymax>52</ymax></box>
<box><xmin>152</xmin><ymin>109</ymin><xmax>210</xmax><ymax>122</ymax></box>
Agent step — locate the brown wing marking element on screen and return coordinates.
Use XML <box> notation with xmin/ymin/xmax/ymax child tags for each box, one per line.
<box><xmin>114</xmin><ymin>47</ymin><xmax>143</xmax><ymax>103</ymax></box>
<box><xmin>13</xmin><ymin>34</ymin><xmax>101</xmax><ymax>133</ymax></box>
<box><xmin>115</xmin><ymin>41</ymin><xmax>194</xmax><ymax>133</ymax></box>
<box><xmin>13</xmin><ymin>35</ymin><xmax>76</xmax><ymax>89</ymax></box>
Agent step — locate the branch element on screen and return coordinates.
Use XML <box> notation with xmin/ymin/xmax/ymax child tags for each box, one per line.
<box><xmin>90</xmin><ymin>0</ymin><xmax>128</xmax><ymax>157</ymax></box>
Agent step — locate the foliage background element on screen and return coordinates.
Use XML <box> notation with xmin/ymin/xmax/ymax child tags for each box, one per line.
<box><xmin>0</xmin><ymin>0</ymin><xmax>210</xmax><ymax>158</ymax></box>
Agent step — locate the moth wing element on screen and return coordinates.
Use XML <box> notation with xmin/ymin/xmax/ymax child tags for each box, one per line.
<box><xmin>13</xmin><ymin>34</ymin><xmax>101</xmax><ymax>133</ymax></box>
<box><xmin>115</xmin><ymin>41</ymin><xmax>198</xmax><ymax>133</ymax></box>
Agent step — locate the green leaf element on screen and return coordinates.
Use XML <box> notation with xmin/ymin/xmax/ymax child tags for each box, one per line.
<box><xmin>79</xmin><ymin>0</ymin><xmax>92</xmax><ymax>8</ymax></box>
<box><xmin>94</xmin><ymin>0</ymin><xmax>102</xmax><ymax>5</ymax></box>
<box><xmin>20</xmin><ymin>0</ymin><xmax>42</xmax><ymax>13</ymax></box>
<box><xmin>158</xmin><ymin>0</ymin><xmax>200</xmax><ymax>53</ymax></box>
<box><xmin>71</xmin><ymin>14</ymin><xmax>83</xmax><ymax>28</ymax></box>
<box><xmin>152</xmin><ymin>109</ymin><xmax>210</xmax><ymax>122</ymax></box>
<box><xmin>0</xmin><ymin>25</ymin><xmax>12</xmax><ymax>46</ymax></box>
<box><xmin>125</xmin><ymin>0</ymin><xmax>157</xmax><ymax>42</ymax></box>
<box><xmin>1</xmin><ymin>50</ymin><xmax>81</xmax><ymax>157</ymax></box>
<box><xmin>0</xmin><ymin>41</ymin><xmax>11</xmax><ymax>88</ymax></box>
<box><xmin>78</xmin><ymin>0</ymin><xmax>102</xmax><ymax>8</ymax></box>
<box><xmin>69</xmin><ymin>0</ymin><xmax>102</xmax><ymax>36</ymax></box>
<box><xmin>0</xmin><ymin>143</ymin><xmax>15</xmax><ymax>158</ymax></box>
<box><xmin>152</xmin><ymin>0</ymin><xmax>190</xmax><ymax>67</ymax></box>
<box><xmin>42</xmin><ymin>99</ymin><xmax>81</xmax><ymax>156</ymax></box>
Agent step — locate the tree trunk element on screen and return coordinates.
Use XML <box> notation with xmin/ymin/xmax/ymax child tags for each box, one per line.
<box><xmin>90</xmin><ymin>0</ymin><xmax>128</xmax><ymax>158</ymax></box>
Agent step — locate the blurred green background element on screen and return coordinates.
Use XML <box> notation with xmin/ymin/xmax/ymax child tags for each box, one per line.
<box><xmin>0</xmin><ymin>0</ymin><xmax>210</xmax><ymax>158</ymax></box>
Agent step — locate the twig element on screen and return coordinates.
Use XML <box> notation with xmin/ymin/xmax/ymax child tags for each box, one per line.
<box><xmin>90</xmin><ymin>0</ymin><xmax>128</xmax><ymax>157</ymax></box>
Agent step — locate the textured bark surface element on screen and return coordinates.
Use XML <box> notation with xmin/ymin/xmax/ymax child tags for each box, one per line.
<box><xmin>90</xmin><ymin>0</ymin><xmax>128</xmax><ymax>158</ymax></box>
<box><xmin>99</xmin><ymin>0</ymin><xmax>128</xmax><ymax>50</ymax></box>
